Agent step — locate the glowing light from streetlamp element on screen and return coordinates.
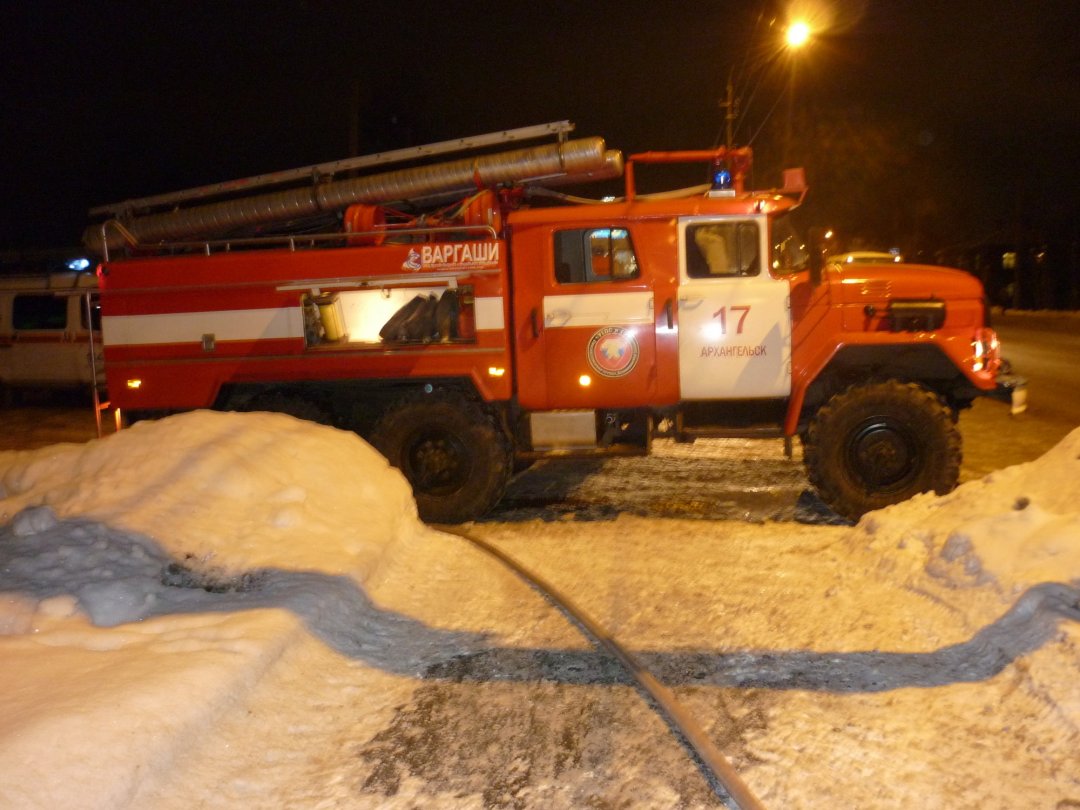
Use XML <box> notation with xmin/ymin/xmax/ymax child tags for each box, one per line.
<box><xmin>786</xmin><ymin>20</ymin><xmax>812</xmax><ymax>48</ymax></box>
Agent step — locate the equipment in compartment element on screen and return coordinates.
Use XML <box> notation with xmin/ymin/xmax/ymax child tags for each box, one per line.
<box><xmin>380</xmin><ymin>289</ymin><xmax>464</xmax><ymax>344</ymax></box>
<box><xmin>313</xmin><ymin>293</ymin><xmax>347</xmax><ymax>341</ymax></box>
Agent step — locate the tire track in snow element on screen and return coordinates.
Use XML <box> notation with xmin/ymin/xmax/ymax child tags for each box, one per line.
<box><xmin>442</xmin><ymin>526</ymin><xmax>769</xmax><ymax>810</ymax></box>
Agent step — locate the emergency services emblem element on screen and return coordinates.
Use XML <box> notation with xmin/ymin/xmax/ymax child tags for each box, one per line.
<box><xmin>402</xmin><ymin>248</ymin><xmax>422</xmax><ymax>271</ymax></box>
<box><xmin>587</xmin><ymin>326</ymin><xmax>640</xmax><ymax>378</ymax></box>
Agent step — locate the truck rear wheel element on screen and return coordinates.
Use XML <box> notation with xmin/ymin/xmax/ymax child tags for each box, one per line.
<box><xmin>371</xmin><ymin>395</ymin><xmax>512</xmax><ymax>524</ymax></box>
<box><xmin>803</xmin><ymin>381</ymin><xmax>960</xmax><ymax>521</ymax></box>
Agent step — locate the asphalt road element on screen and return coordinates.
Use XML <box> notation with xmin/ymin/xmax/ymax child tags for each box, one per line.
<box><xmin>959</xmin><ymin>312</ymin><xmax>1080</xmax><ymax>476</ymax></box>
<box><xmin>992</xmin><ymin>311</ymin><xmax>1080</xmax><ymax>428</ymax></box>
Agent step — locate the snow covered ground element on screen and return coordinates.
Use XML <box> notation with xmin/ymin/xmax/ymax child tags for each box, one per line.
<box><xmin>1</xmin><ymin>410</ymin><xmax>1079</xmax><ymax>808</ymax></box>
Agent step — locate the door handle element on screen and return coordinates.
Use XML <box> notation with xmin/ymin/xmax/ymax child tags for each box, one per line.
<box><xmin>663</xmin><ymin>298</ymin><xmax>674</xmax><ymax>330</ymax></box>
<box><xmin>529</xmin><ymin>307</ymin><xmax>540</xmax><ymax>338</ymax></box>
<box><xmin>678</xmin><ymin>297</ymin><xmax>704</xmax><ymax>310</ymax></box>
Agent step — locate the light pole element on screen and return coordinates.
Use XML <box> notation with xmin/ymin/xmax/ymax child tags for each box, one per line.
<box><xmin>718</xmin><ymin>17</ymin><xmax>813</xmax><ymax>152</ymax></box>
<box><xmin>721</xmin><ymin>71</ymin><xmax>738</xmax><ymax>150</ymax></box>
<box><xmin>782</xmin><ymin>19</ymin><xmax>812</xmax><ymax>165</ymax></box>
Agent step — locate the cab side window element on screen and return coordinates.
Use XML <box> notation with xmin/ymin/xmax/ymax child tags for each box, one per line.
<box><xmin>555</xmin><ymin>228</ymin><xmax>639</xmax><ymax>284</ymax></box>
<box><xmin>13</xmin><ymin>295</ymin><xmax>67</xmax><ymax>330</ymax></box>
<box><xmin>686</xmin><ymin>222</ymin><xmax>759</xmax><ymax>278</ymax></box>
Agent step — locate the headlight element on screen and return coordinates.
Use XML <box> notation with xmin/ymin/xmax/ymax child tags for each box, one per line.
<box><xmin>971</xmin><ymin>328</ymin><xmax>1000</xmax><ymax>373</ymax></box>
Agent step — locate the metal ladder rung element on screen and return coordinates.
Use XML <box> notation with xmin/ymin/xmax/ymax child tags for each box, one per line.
<box><xmin>89</xmin><ymin>121</ymin><xmax>576</xmax><ymax>216</ymax></box>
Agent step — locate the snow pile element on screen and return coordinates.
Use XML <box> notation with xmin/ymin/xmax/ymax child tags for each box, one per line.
<box><xmin>0</xmin><ymin>409</ymin><xmax>419</xmax><ymax>581</ymax></box>
<box><xmin>1</xmin><ymin>413</ymin><xmax>1079</xmax><ymax>808</ymax></box>
<box><xmin>0</xmin><ymin>411</ymin><xmax>453</xmax><ymax>808</ymax></box>
<box><xmin>849</xmin><ymin>428</ymin><xmax>1080</xmax><ymax>604</ymax></box>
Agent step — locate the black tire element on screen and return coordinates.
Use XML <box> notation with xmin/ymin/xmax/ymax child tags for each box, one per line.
<box><xmin>371</xmin><ymin>395</ymin><xmax>512</xmax><ymax>523</ymax></box>
<box><xmin>803</xmin><ymin>381</ymin><xmax>961</xmax><ymax>520</ymax></box>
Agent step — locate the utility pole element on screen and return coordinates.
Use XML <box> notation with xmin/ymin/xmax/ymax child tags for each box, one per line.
<box><xmin>717</xmin><ymin>73</ymin><xmax>743</xmax><ymax>149</ymax></box>
<box><xmin>719</xmin><ymin>74</ymin><xmax>738</xmax><ymax>149</ymax></box>
<box><xmin>783</xmin><ymin>63</ymin><xmax>796</xmax><ymax>166</ymax></box>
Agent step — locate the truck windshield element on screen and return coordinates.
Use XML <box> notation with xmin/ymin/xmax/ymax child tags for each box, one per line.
<box><xmin>770</xmin><ymin>214</ymin><xmax>809</xmax><ymax>275</ymax></box>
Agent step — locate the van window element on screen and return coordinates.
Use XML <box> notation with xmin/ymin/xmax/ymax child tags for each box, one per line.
<box><xmin>13</xmin><ymin>295</ymin><xmax>67</xmax><ymax>330</ymax></box>
<box><xmin>555</xmin><ymin>228</ymin><xmax>640</xmax><ymax>284</ymax></box>
<box><xmin>81</xmin><ymin>295</ymin><xmax>102</xmax><ymax>331</ymax></box>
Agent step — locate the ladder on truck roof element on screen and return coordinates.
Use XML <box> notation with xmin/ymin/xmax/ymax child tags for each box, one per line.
<box><xmin>84</xmin><ymin>121</ymin><xmax>622</xmax><ymax>257</ymax></box>
<box><xmin>89</xmin><ymin>121</ymin><xmax>577</xmax><ymax>217</ymax></box>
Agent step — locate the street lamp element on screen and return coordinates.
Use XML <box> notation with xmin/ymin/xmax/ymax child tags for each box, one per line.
<box><xmin>786</xmin><ymin>20</ymin><xmax>812</xmax><ymax>48</ymax></box>
<box><xmin>781</xmin><ymin>20</ymin><xmax>812</xmax><ymax>163</ymax></box>
<box><xmin>719</xmin><ymin>17</ymin><xmax>815</xmax><ymax>149</ymax></box>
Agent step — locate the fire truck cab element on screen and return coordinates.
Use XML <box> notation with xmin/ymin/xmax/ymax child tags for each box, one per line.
<box><xmin>86</xmin><ymin>123</ymin><xmax>1024</xmax><ymax>523</ymax></box>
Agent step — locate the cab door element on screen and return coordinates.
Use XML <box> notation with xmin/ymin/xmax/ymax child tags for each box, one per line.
<box><xmin>677</xmin><ymin>218</ymin><xmax>791</xmax><ymax>399</ymax></box>
<box><xmin>516</xmin><ymin>226</ymin><xmax>658</xmax><ymax>409</ymax></box>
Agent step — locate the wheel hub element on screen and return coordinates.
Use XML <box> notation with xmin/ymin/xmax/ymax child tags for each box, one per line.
<box><xmin>406</xmin><ymin>430</ymin><xmax>470</xmax><ymax>495</ymax></box>
<box><xmin>847</xmin><ymin>418</ymin><xmax>918</xmax><ymax>490</ymax></box>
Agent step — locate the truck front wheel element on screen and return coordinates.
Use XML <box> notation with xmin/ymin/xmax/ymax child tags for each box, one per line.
<box><xmin>371</xmin><ymin>396</ymin><xmax>512</xmax><ymax>524</ymax></box>
<box><xmin>803</xmin><ymin>381</ymin><xmax>960</xmax><ymax>521</ymax></box>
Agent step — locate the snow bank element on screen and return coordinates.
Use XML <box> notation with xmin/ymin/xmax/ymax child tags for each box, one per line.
<box><xmin>1</xmin><ymin>413</ymin><xmax>1078</xmax><ymax>808</ymax></box>
<box><xmin>850</xmin><ymin>424</ymin><xmax>1080</xmax><ymax>600</ymax></box>
<box><xmin>0</xmin><ymin>411</ymin><xmax>434</xmax><ymax>808</ymax></box>
<box><xmin>0</xmin><ymin>409</ymin><xmax>419</xmax><ymax>579</ymax></box>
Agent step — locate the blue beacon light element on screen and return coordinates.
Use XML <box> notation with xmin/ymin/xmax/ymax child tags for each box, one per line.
<box><xmin>711</xmin><ymin>165</ymin><xmax>732</xmax><ymax>190</ymax></box>
<box><xmin>709</xmin><ymin>158</ymin><xmax>735</xmax><ymax>197</ymax></box>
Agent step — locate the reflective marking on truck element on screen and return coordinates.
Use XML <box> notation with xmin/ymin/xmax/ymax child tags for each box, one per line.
<box><xmin>104</xmin><ymin>298</ymin><xmax>506</xmax><ymax>348</ymax></box>
<box><xmin>542</xmin><ymin>291</ymin><xmax>653</xmax><ymax>328</ymax></box>
<box><xmin>102</xmin><ymin>308</ymin><xmax>303</xmax><ymax>346</ymax></box>
<box><xmin>474</xmin><ymin>297</ymin><xmax>505</xmax><ymax>330</ymax></box>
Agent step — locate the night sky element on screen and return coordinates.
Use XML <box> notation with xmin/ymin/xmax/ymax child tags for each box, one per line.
<box><xmin>3</xmin><ymin>1</ymin><xmax>1078</xmax><ymax>256</ymax></box>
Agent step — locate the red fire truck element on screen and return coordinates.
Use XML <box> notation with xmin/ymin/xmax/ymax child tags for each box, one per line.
<box><xmin>85</xmin><ymin>122</ymin><xmax>1024</xmax><ymax>523</ymax></box>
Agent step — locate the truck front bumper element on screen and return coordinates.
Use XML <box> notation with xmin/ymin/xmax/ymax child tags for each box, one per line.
<box><xmin>985</xmin><ymin>371</ymin><xmax>1028</xmax><ymax>415</ymax></box>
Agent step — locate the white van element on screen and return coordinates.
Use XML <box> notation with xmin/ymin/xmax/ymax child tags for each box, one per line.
<box><xmin>0</xmin><ymin>272</ymin><xmax>103</xmax><ymax>399</ymax></box>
